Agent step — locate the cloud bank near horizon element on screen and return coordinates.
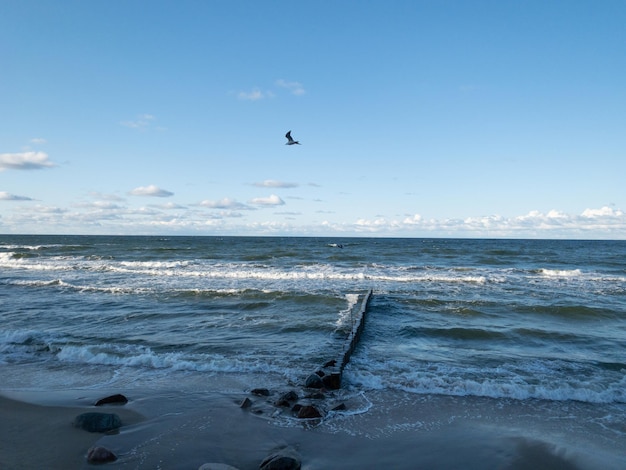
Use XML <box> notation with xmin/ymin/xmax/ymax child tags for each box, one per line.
<box><xmin>1</xmin><ymin>198</ymin><xmax>624</xmax><ymax>238</ymax></box>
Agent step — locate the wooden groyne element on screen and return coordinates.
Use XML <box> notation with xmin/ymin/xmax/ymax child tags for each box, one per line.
<box><xmin>305</xmin><ymin>289</ymin><xmax>373</xmax><ymax>390</ymax></box>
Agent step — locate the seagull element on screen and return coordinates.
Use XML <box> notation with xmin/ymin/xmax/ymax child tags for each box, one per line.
<box><xmin>285</xmin><ymin>130</ymin><xmax>301</xmax><ymax>145</ymax></box>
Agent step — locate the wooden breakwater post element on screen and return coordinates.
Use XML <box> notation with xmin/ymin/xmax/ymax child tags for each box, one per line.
<box><xmin>305</xmin><ymin>289</ymin><xmax>373</xmax><ymax>390</ymax></box>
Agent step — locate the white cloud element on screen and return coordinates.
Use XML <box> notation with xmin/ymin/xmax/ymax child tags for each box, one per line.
<box><xmin>237</xmin><ymin>80</ymin><xmax>304</xmax><ymax>101</ymax></box>
<box><xmin>0</xmin><ymin>151</ymin><xmax>55</xmax><ymax>171</ymax></box>
<box><xmin>275</xmin><ymin>211</ymin><xmax>301</xmax><ymax>216</ymax></box>
<box><xmin>581</xmin><ymin>206</ymin><xmax>623</xmax><ymax>218</ymax></box>
<box><xmin>358</xmin><ymin>206</ymin><xmax>626</xmax><ymax>238</ymax></box>
<box><xmin>75</xmin><ymin>201</ymin><xmax>124</xmax><ymax>210</ymax></box>
<box><xmin>2</xmin><ymin>199</ymin><xmax>625</xmax><ymax>238</ymax></box>
<box><xmin>249</xmin><ymin>194</ymin><xmax>285</xmax><ymax>206</ymax></box>
<box><xmin>120</xmin><ymin>114</ymin><xmax>157</xmax><ymax>129</ymax></box>
<box><xmin>199</xmin><ymin>197</ymin><xmax>248</xmax><ymax>210</ymax></box>
<box><xmin>275</xmin><ymin>79</ymin><xmax>306</xmax><ymax>96</ymax></box>
<box><xmin>88</xmin><ymin>192</ymin><xmax>125</xmax><ymax>202</ymax></box>
<box><xmin>155</xmin><ymin>202</ymin><xmax>187</xmax><ymax>210</ymax></box>
<box><xmin>0</xmin><ymin>191</ymin><xmax>34</xmax><ymax>201</ymax></box>
<box><xmin>129</xmin><ymin>185</ymin><xmax>174</xmax><ymax>197</ymax></box>
<box><xmin>30</xmin><ymin>138</ymin><xmax>47</xmax><ymax>145</ymax></box>
<box><xmin>403</xmin><ymin>214</ymin><xmax>423</xmax><ymax>225</ymax></box>
<box><xmin>30</xmin><ymin>205</ymin><xmax>67</xmax><ymax>214</ymax></box>
<box><xmin>546</xmin><ymin>210</ymin><xmax>567</xmax><ymax>218</ymax></box>
<box><xmin>253</xmin><ymin>180</ymin><xmax>298</xmax><ymax>188</ymax></box>
<box><xmin>237</xmin><ymin>88</ymin><xmax>273</xmax><ymax>101</ymax></box>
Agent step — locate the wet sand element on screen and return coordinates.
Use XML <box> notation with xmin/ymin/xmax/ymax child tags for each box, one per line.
<box><xmin>0</xmin><ymin>394</ymin><xmax>144</xmax><ymax>469</ymax></box>
<box><xmin>1</xmin><ymin>389</ymin><xmax>622</xmax><ymax>470</ymax></box>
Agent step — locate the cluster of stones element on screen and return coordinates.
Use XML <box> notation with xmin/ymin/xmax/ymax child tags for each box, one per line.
<box><xmin>198</xmin><ymin>385</ymin><xmax>346</xmax><ymax>469</ymax></box>
<box><xmin>304</xmin><ymin>358</ymin><xmax>343</xmax><ymax>390</ymax></box>
<box><xmin>240</xmin><ymin>386</ymin><xmax>347</xmax><ymax>421</ymax></box>
<box><xmin>71</xmin><ymin>392</ymin><xmax>306</xmax><ymax>469</ymax></box>
<box><xmin>71</xmin><ymin>393</ymin><xmax>129</xmax><ymax>464</ymax></box>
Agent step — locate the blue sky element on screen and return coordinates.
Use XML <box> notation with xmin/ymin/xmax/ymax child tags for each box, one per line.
<box><xmin>1</xmin><ymin>0</ymin><xmax>625</xmax><ymax>238</ymax></box>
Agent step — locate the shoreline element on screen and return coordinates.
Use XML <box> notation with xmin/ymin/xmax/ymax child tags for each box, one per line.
<box><xmin>0</xmin><ymin>394</ymin><xmax>144</xmax><ymax>470</ymax></box>
<box><xmin>2</xmin><ymin>388</ymin><xmax>624</xmax><ymax>470</ymax></box>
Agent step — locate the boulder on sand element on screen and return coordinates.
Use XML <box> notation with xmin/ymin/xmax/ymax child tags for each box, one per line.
<box><xmin>95</xmin><ymin>393</ymin><xmax>128</xmax><ymax>406</ymax></box>
<box><xmin>87</xmin><ymin>446</ymin><xmax>117</xmax><ymax>463</ymax></box>
<box><xmin>295</xmin><ymin>405</ymin><xmax>322</xmax><ymax>419</ymax></box>
<box><xmin>259</xmin><ymin>445</ymin><xmax>301</xmax><ymax>470</ymax></box>
<box><xmin>73</xmin><ymin>412</ymin><xmax>121</xmax><ymax>433</ymax></box>
<box><xmin>198</xmin><ymin>464</ymin><xmax>240</xmax><ymax>470</ymax></box>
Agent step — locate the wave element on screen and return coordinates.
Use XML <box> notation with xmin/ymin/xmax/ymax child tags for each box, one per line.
<box><xmin>4</xmin><ymin>278</ymin><xmax>283</xmax><ymax>297</ymax></box>
<box><xmin>119</xmin><ymin>260</ymin><xmax>193</xmax><ymax>269</ymax></box>
<box><xmin>335</xmin><ymin>293</ymin><xmax>361</xmax><ymax>329</ymax></box>
<box><xmin>402</xmin><ymin>326</ymin><xmax>508</xmax><ymax>341</ymax></box>
<box><xmin>0</xmin><ymin>252</ymin><xmax>83</xmax><ymax>271</ymax></box>
<box><xmin>7</xmin><ymin>278</ymin><xmax>151</xmax><ymax>295</ymax></box>
<box><xmin>0</xmin><ymin>244</ymin><xmax>50</xmax><ymax>251</ymax></box>
<box><xmin>0</xmin><ymin>330</ymin><xmax>300</xmax><ymax>378</ymax></box>
<box><xmin>54</xmin><ymin>343</ymin><xmax>280</xmax><ymax>374</ymax></box>
<box><xmin>0</xmin><ymin>253</ymin><xmax>495</xmax><ymax>286</ymax></box>
<box><xmin>345</xmin><ymin>358</ymin><xmax>626</xmax><ymax>404</ymax></box>
<box><xmin>0</xmin><ymin>330</ymin><xmax>63</xmax><ymax>362</ymax></box>
<box><xmin>538</xmin><ymin>268</ymin><xmax>583</xmax><ymax>277</ymax></box>
<box><xmin>514</xmin><ymin>304</ymin><xmax>620</xmax><ymax>320</ymax></box>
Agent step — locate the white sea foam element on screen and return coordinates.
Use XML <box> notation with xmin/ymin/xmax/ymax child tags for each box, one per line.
<box><xmin>540</xmin><ymin>268</ymin><xmax>583</xmax><ymax>277</ymax></box>
<box><xmin>0</xmin><ymin>252</ymin><xmax>18</xmax><ymax>263</ymax></box>
<box><xmin>54</xmin><ymin>343</ymin><xmax>292</xmax><ymax>375</ymax></box>
<box><xmin>0</xmin><ymin>253</ymin><xmax>81</xmax><ymax>271</ymax></box>
<box><xmin>0</xmin><ymin>244</ymin><xmax>45</xmax><ymax>250</ymax></box>
<box><xmin>1</xmin><ymin>251</ymin><xmax>493</xmax><ymax>286</ymax></box>
<box><xmin>335</xmin><ymin>293</ymin><xmax>361</xmax><ymax>329</ymax></box>
<box><xmin>344</xmin><ymin>358</ymin><xmax>626</xmax><ymax>404</ymax></box>
<box><xmin>119</xmin><ymin>260</ymin><xmax>192</xmax><ymax>269</ymax></box>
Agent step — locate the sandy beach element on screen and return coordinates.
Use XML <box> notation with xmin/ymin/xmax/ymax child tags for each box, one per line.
<box><xmin>0</xmin><ymin>394</ymin><xmax>144</xmax><ymax>469</ymax></box>
<box><xmin>2</xmin><ymin>387</ymin><xmax>622</xmax><ymax>470</ymax></box>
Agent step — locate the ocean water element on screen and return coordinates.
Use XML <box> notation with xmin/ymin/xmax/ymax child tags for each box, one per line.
<box><xmin>1</xmin><ymin>235</ymin><xmax>625</xmax><ymax>466</ymax></box>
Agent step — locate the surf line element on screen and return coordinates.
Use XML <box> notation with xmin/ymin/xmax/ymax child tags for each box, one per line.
<box><xmin>305</xmin><ymin>289</ymin><xmax>373</xmax><ymax>390</ymax></box>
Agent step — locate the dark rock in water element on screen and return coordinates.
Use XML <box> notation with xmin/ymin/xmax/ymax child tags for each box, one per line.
<box><xmin>274</xmin><ymin>398</ymin><xmax>291</xmax><ymax>407</ymax></box>
<box><xmin>291</xmin><ymin>404</ymin><xmax>302</xmax><ymax>414</ymax></box>
<box><xmin>95</xmin><ymin>393</ymin><xmax>128</xmax><ymax>406</ymax></box>
<box><xmin>304</xmin><ymin>373</ymin><xmax>323</xmax><ymax>389</ymax></box>
<box><xmin>322</xmin><ymin>373</ymin><xmax>341</xmax><ymax>390</ymax></box>
<box><xmin>73</xmin><ymin>412</ymin><xmax>122</xmax><ymax>433</ymax></box>
<box><xmin>331</xmin><ymin>403</ymin><xmax>347</xmax><ymax>411</ymax></box>
<box><xmin>275</xmin><ymin>390</ymin><xmax>298</xmax><ymax>406</ymax></box>
<box><xmin>240</xmin><ymin>397</ymin><xmax>253</xmax><ymax>409</ymax></box>
<box><xmin>198</xmin><ymin>463</ymin><xmax>240</xmax><ymax>470</ymax></box>
<box><xmin>259</xmin><ymin>445</ymin><xmax>301</xmax><ymax>470</ymax></box>
<box><xmin>87</xmin><ymin>446</ymin><xmax>117</xmax><ymax>463</ymax></box>
<box><xmin>281</xmin><ymin>391</ymin><xmax>298</xmax><ymax>402</ymax></box>
<box><xmin>323</xmin><ymin>359</ymin><xmax>337</xmax><ymax>368</ymax></box>
<box><xmin>251</xmin><ymin>388</ymin><xmax>270</xmax><ymax>396</ymax></box>
<box><xmin>296</xmin><ymin>405</ymin><xmax>322</xmax><ymax>419</ymax></box>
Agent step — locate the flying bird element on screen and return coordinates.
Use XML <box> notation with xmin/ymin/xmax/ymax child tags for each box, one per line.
<box><xmin>285</xmin><ymin>131</ymin><xmax>301</xmax><ymax>145</ymax></box>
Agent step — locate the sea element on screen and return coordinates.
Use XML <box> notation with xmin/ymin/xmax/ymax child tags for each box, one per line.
<box><xmin>1</xmin><ymin>235</ymin><xmax>625</xmax><ymax>468</ymax></box>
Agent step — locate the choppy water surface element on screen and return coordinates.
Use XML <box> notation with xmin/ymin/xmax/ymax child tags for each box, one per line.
<box><xmin>1</xmin><ymin>235</ymin><xmax>625</xmax><ymax>407</ymax></box>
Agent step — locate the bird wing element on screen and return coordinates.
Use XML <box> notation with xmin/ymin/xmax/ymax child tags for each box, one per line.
<box><xmin>285</xmin><ymin>131</ymin><xmax>293</xmax><ymax>141</ymax></box>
